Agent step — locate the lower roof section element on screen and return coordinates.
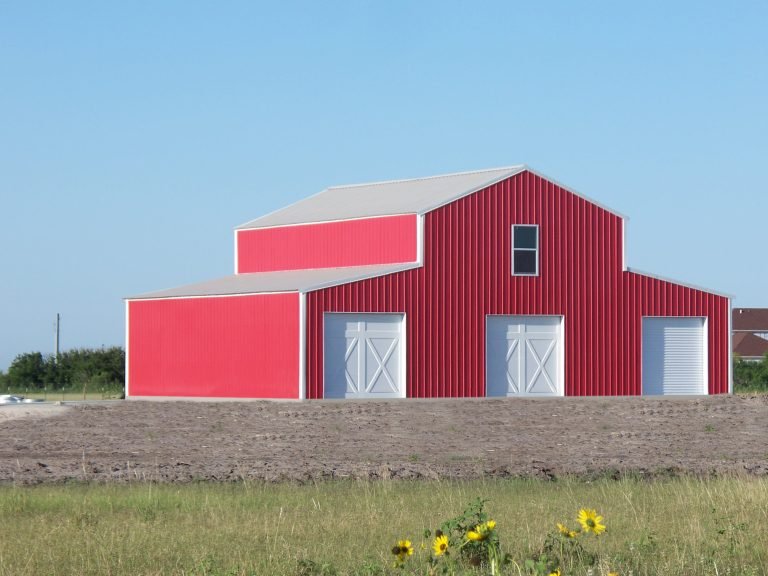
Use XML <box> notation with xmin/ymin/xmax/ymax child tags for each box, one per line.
<box><xmin>126</xmin><ymin>262</ymin><xmax>420</xmax><ymax>300</ymax></box>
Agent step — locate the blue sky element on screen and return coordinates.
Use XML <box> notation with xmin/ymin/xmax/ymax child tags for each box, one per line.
<box><xmin>1</xmin><ymin>1</ymin><xmax>766</xmax><ymax>371</ymax></box>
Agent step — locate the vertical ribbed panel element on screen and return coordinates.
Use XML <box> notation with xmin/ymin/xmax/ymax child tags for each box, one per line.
<box><xmin>237</xmin><ymin>214</ymin><xmax>418</xmax><ymax>273</ymax></box>
<box><xmin>305</xmin><ymin>171</ymin><xmax>730</xmax><ymax>398</ymax></box>
<box><xmin>129</xmin><ymin>294</ymin><xmax>300</xmax><ymax>398</ymax></box>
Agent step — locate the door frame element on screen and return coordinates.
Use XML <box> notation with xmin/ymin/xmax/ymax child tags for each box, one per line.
<box><xmin>641</xmin><ymin>315</ymin><xmax>708</xmax><ymax>395</ymax></box>
<box><xmin>322</xmin><ymin>312</ymin><xmax>407</xmax><ymax>399</ymax></box>
<box><xmin>485</xmin><ymin>314</ymin><xmax>565</xmax><ymax>397</ymax></box>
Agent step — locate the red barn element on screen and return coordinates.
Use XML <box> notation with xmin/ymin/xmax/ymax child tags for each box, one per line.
<box><xmin>125</xmin><ymin>166</ymin><xmax>731</xmax><ymax>399</ymax></box>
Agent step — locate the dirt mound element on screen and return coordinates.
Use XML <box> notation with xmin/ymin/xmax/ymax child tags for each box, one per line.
<box><xmin>2</xmin><ymin>395</ymin><xmax>767</xmax><ymax>484</ymax></box>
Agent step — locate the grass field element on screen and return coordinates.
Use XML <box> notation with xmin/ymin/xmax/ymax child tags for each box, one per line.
<box><xmin>2</xmin><ymin>387</ymin><xmax>122</xmax><ymax>401</ymax></box>
<box><xmin>1</xmin><ymin>477</ymin><xmax>767</xmax><ymax>575</ymax></box>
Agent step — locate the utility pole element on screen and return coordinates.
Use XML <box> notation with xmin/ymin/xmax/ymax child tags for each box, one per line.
<box><xmin>54</xmin><ymin>313</ymin><xmax>60</xmax><ymax>364</ymax></box>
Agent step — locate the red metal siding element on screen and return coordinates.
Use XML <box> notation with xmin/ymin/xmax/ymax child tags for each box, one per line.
<box><xmin>306</xmin><ymin>171</ymin><xmax>729</xmax><ymax>398</ymax></box>
<box><xmin>237</xmin><ymin>214</ymin><xmax>418</xmax><ymax>273</ymax></box>
<box><xmin>128</xmin><ymin>293</ymin><xmax>299</xmax><ymax>398</ymax></box>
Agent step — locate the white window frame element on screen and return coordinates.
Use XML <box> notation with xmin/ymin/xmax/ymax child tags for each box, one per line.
<box><xmin>511</xmin><ymin>224</ymin><xmax>539</xmax><ymax>276</ymax></box>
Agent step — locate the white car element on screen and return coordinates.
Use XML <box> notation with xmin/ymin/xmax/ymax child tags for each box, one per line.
<box><xmin>0</xmin><ymin>394</ymin><xmax>45</xmax><ymax>404</ymax></box>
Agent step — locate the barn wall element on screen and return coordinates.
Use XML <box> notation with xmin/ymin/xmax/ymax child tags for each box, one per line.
<box><xmin>128</xmin><ymin>293</ymin><xmax>299</xmax><ymax>398</ymax></box>
<box><xmin>306</xmin><ymin>170</ymin><xmax>729</xmax><ymax>398</ymax></box>
<box><xmin>237</xmin><ymin>214</ymin><xmax>418</xmax><ymax>273</ymax></box>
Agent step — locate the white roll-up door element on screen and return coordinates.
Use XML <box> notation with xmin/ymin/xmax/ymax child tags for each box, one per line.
<box><xmin>486</xmin><ymin>315</ymin><xmax>563</xmax><ymax>397</ymax></box>
<box><xmin>642</xmin><ymin>317</ymin><xmax>707</xmax><ymax>395</ymax></box>
<box><xmin>324</xmin><ymin>313</ymin><xmax>405</xmax><ymax>399</ymax></box>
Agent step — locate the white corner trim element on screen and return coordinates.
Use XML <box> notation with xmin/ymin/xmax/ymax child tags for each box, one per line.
<box><xmin>124</xmin><ymin>301</ymin><xmax>130</xmax><ymax>399</ymax></box>
<box><xmin>621</xmin><ymin>218</ymin><xmax>628</xmax><ymax>272</ymax></box>
<box><xmin>234</xmin><ymin>229</ymin><xmax>240</xmax><ymax>274</ymax></box>
<box><xmin>703</xmin><ymin>316</ymin><xmax>710</xmax><ymax>396</ymax></box>
<box><xmin>416</xmin><ymin>213</ymin><xmax>425</xmax><ymax>265</ymax></box>
<box><xmin>298</xmin><ymin>292</ymin><xmax>306</xmax><ymax>400</ymax></box>
<box><xmin>728</xmin><ymin>298</ymin><xmax>733</xmax><ymax>394</ymax></box>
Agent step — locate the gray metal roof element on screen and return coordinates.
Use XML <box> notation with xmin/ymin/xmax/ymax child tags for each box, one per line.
<box><xmin>127</xmin><ymin>263</ymin><xmax>420</xmax><ymax>300</ymax></box>
<box><xmin>237</xmin><ymin>166</ymin><xmax>527</xmax><ymax>229</ymax></box>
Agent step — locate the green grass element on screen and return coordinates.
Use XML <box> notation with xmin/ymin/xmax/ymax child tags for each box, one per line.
<box><xmin>1</xmin><ymin>477</ymin><xmax>767</xmax><ymax>575</ymax></box>
<box><xmin>2</xmin><ymin>387</ymin><xmax>122</xmax><ymax>401</ymax></box>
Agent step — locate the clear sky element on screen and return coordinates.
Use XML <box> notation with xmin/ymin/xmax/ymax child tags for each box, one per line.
<box><xmin>1</xmin><ymin>1</ymin><xmax>766</xmax><ymax>371</ymax></box>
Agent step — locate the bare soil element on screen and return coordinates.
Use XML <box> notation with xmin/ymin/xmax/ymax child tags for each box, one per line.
<box><xmin>1</xmin><ymin>395</ymin><xmax>767</xmax><ymax>484</ymax></box>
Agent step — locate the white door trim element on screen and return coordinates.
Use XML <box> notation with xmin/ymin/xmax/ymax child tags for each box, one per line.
<box><xmin>323</xmin><ymin>312</ymin><xmax>407</xmax><ymax>399</ymax></box>
<box><xmin>485</xmin><ymin>314</ymin><xmax>565</xmax><ymax>397</ymax></box>
<box><xmin>641</xmin><ymin>316</ymin><xmax>708</xmax><ymax>395</ymax></box>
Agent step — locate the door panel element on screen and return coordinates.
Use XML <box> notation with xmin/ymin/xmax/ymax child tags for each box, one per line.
<box><xmin>642</xmin><ymin>317</ymin><xmax>706</xmax><ymax>395</ymax></box>
<box><xmin>487</xmin><ymin>316</ymin><xmax>563</xmax><ymax>397</ymax></box>
<box><xmin>324</xmin><ymin>314</ymin><xmax>405</xmax><ymax>399</ymax></box>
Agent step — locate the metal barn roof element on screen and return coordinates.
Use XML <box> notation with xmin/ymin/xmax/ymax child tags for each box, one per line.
<box><xmin>237</xmin><ymin>166</ymin><xmax>526</xmax><ymax>229</ymax></box>
<box><xmin>127</xmin><ymin>263</ymin><xmax>419</xmax><ymax>300</ymax></box>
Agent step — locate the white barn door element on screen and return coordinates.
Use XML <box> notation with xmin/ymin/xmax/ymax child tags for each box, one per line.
<box><xmin>324</xmin><ymin>313</ymin><xmax>405</xmax><ymax>399</ymax></box>
<box><xmin>642</xmin><ymin>317</ymin><xmax>707</xmax><ymax>395</ymax></box>
<box><xmin>486</xmin><ymin>316</ymin><xmax>563</xmax><ymax>397</ymax></box>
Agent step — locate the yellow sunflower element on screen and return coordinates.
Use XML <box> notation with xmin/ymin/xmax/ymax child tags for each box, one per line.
<box><xmin>391</xmin><ymin>539</ymin><xmax>414</xmax><ymax>561</ymax></box>
<box><xmin>467</xmin><ymin>519</ymin><xmax>496</xmax><ymax>541</ymax></box>
<box><xmin>548</xmin><ymin>569</ymin><xmax>561</xmax><ymax>576</ymax></box>
<box><xmin>557</xmin><ymin>522</ymin><xmax>577</xmax><ymax>538</ymax></box>
<box><xmin>432</xmin><ymin>534</ymin><xmax>449</xmax><ymax>556</ymax></box>
<box><xmin>577</xmin><ymin>508</ymin><xmax>606</xmax><ymax>535</ymax></box>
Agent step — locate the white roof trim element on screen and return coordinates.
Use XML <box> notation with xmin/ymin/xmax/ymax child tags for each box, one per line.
<box><xmin>125</xmin><ymin>262</ymin><xmax>421</xmax><ymax>301</ymax></box>
<box><xmin>304</xmin><ymin>263</ymin><xmax>420</xmax><ymax>292</ymax></box>
<box><xmin>524</xmin><ymin>166</ymin><xmax>628</xmax><ymax>220</ymax></box>
<box><xmin>625</xmin><ymin>267</ymin><xmax>733</xmax><ymax>299</ymax></box>
<box><xmin>414</xmin><ymin>166</ymin><xmax>526</xmax><ymax>214</ymax></box>
<box><xmin>327</xmin><ymin>165</ymin><xmax>525</xmax><ymax>191</ymax></box>
<box><xmin>235</xmin><ymin>164</ymin><xmax>628</xmax><ymax>231</ymax></box>
<box><xmin>236</xmin><ymin>166</ymin><xmax>525</xmax><ymax>230</ymax></box>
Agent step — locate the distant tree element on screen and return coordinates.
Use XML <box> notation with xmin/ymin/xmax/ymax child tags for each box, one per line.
<box><xmin>5</xmin><ymin>348</ymin><xmax>125</xmax><ymax>390</ymax></box>
<box><xmin>58</xmin><ymin>347</ymin><xmax>124</xmax><ymax>387</ymax></box>
<box><xmin>733</xmin><ymin>353</ymin><xmax>768</xmax><ymax>392</ymax></box>
<box><xmin>7</xmin><ymin>352</ymin><xmax>46</xmax><ymax>388</ymax></box>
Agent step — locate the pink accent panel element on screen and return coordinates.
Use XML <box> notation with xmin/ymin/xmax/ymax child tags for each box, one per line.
<box><xmin>306</xmin><ymin>171</ymin><xmax>730</xmax><ymax>398</ymax></box>
<box><xmin>129</xmin><ymin>294</ymin><xmax>299</xmax><ymax>398</ymax></box>
<box><xmin>237</xmin><ymin>215</ymin><xmax>418</xmax><ymax>273</ymax></box>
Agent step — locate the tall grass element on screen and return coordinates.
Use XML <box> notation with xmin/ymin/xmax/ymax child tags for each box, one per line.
<box><xmin>1</xmin><ymin>477</ymin><xmax>766</xmax><ymax>575</ymax></box>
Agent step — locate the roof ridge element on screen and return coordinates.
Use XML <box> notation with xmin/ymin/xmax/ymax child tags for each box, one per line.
<box><xmin>327</xmin><ymin>165</ymin><xmax>526</xmax><ymax>190</ymax></box>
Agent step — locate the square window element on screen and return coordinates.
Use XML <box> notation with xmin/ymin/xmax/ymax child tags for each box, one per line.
<box><xmin>514</xmin><ymin>251</ymin><xmax>537</xmax><ymax>275</ymax></box>
<box><xmin>512</xmin><ymin>225</ymin><xmax>539</xmax><ymax>276</ymax></box>
<box><xmin>514</xmin><ymin>225</ymin><xmax>538</xmax><ymax>250</ymax></box>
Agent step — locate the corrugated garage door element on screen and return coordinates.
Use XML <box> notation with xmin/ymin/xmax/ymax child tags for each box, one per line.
<box><xmin>324</xmin><ymin>313</ymin><xmax>405</xmax><ymax>399</ymax></box>
<box><xmin>486</xmin><ymin>315</ymin><xmax>563</xmax><ymax>396</ymax></box>
<box><xmin>642</xmin><ymin>317</ymin><xmax>707</xmax><ymax>395</ymax></box>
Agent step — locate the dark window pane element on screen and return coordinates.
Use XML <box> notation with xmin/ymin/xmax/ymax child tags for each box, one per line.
<box><xmin>514</xmin><ymin>225</ymin><xmax>537</xmax><ymax>249</ymax></box>
<box><xmin>514</xmin><ymin>250</ymin><xmax>537</xmax><ymax>275</ymax></box>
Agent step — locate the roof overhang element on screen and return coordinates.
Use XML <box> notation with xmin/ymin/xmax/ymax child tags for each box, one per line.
<box><xmin>126</xmin><ymin>262</ymin><xmax>420</xmax><ymax>300</ymax></box>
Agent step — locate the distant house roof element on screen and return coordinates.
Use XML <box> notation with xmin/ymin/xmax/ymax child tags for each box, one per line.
<box><xmin>733</xmin><ymin>332</ymin><xmax>768</xmax><ymax>359</ymax></box>
<box><xmin>733</xmin><ymin>308</ymin><xmax>768</xmax><ymax>331</ymax></box>
<box><xmin>127</xmin><ymin>263</ymin><xmax>419</xmax><ymax>299</ymax></box>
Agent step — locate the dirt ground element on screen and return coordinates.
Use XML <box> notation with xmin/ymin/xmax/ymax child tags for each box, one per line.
<box><xmin>1</xmin><ymin>395</ymin><xmax>768</xmax><ymax>484</ymax></box>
